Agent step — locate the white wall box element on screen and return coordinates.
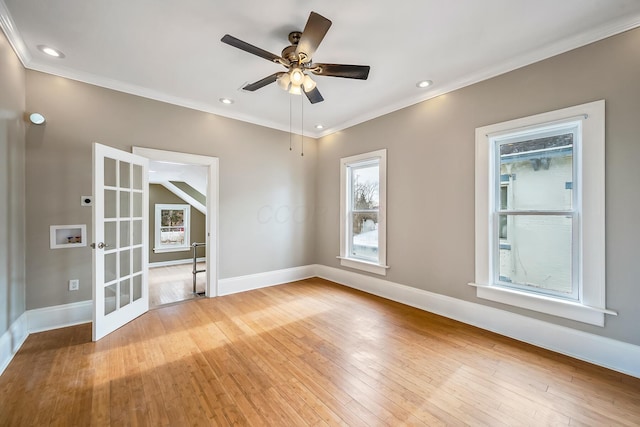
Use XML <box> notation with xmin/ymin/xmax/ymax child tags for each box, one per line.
<box><xmin>50</xmin><ymin>225</ymin><xmax>87</xmax><ymax>249</ymax></box>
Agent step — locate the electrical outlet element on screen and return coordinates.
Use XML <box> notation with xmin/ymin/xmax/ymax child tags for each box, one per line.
<box><xmin>69</xmin><ymin>279</ymin><xmax>79</xmax><ymax>291</ymax></box>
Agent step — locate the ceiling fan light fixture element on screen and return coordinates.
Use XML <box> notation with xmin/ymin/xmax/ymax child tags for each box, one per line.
<box><xmin>302</xmin><ymin>74</ymin><xmax>316</xmax><ymax>92</ymax></box>
<box><xmin>288</xmin><ymin>84</ymin><xmax>302</xmax><ymax>95</ymax></box>
<box><xmin>277</xmin><ymin>73</ymin><xmax>291</xmax><ymax>90</ymax></box>
<box><xmin>290</xmin><ymin>68</ymin><xmax>305</xmax><ymax>85</ymax></box>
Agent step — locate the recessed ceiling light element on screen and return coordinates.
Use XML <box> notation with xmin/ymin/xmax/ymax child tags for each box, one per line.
<box><xmin>416</xmin><ymin>80</ymin><xmax>433</xmax><ymax>88</ymax></box>
<box><xmin>219</xmin><ymin>98</ymin><xmax>234</xmax><ymax>105</ymax></box>
<box><xmin>37</xmin><ymin>45</ymin><xmax>65</xmax><ymax>58</ymax></box>
<box><xmin>315</xmin><ymin>124</ymin><xmax>324</xmax><ymax>130</ymax></box>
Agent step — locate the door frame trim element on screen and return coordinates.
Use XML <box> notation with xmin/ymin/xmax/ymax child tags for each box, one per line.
<box><xmin>132</xmin><ymin>147</ymin><xmax>219</xmax><ymax>297</ymax></box>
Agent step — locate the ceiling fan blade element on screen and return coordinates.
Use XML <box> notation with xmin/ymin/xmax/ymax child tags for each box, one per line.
<box><xmin>311</xmin><ymin>63</ymin><xmax>370</xmax><ymax>80</ymax></box>
<box><xmin>221</xmin><ymin>34</ymin><xmax>283</xmax><ymax>63</ymax></box>
<box><xmin>295</xmin><ymin>12</ymin><xmax>332</xmax><ymax>63</ymax></box>
<box><xmin>243</xmin><ymin>72</ymin><xmax>284</xmax><ymax>91</ymax></box>
<box><xmin>303</xmin><ymin>87</ymin><xmax>324</xmax><ymax>104</ymax></box>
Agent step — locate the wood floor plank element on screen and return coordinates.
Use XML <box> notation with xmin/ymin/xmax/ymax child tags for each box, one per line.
<box><xmin>1</xmin><ymin>278</ymin><xmax>639</xmax><ymax>426</ymax></box>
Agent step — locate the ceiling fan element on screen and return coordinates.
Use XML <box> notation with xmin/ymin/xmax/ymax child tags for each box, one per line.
<box><xmin>221</xmin><ymin>11</ymin><xmax>370</xmax><ymax>104</ymax></box>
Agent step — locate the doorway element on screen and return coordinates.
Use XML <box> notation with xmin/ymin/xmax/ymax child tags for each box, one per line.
<box><xmin>133</xmin><ymin>147</ymin><xmax>219</xmax><ymax>306</ymax></box>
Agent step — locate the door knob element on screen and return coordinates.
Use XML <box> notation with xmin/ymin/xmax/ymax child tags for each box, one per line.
<box><xmin>90</xmin><ymin>242</ymin><xmax>110</xmax><ymax>249</ymax></box>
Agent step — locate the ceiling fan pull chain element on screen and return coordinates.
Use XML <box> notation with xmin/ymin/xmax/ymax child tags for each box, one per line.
<box><xmin>289</xmin><ymin>95</ymin><xmax>292</xmax><ymax>151</ymax></box>
<box><xmin>301</xmin><ymin>93</ymin><xmax>304</xmax><ymax>157</ymax></box>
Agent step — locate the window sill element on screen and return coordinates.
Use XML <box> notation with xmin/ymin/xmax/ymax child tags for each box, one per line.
<box><xmin>468</xmin><ymin>282</ymin><xmax>617</xmax><ymax>327</ymax></box>
<box><xmin>337</xmin><ymin>256</ymin><xmax>389</xmax><ymax>276</ymax></box>
<box><xmin>153</xmin><ymin>247</ymin><xmax>190</xmax><ymax>254</ymax></box>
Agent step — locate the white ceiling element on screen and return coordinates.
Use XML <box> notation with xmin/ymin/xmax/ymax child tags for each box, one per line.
<box><xmin>2</xmin><ymin>0</ymin><xmax>640</xmax><ymax>137</ymax></box>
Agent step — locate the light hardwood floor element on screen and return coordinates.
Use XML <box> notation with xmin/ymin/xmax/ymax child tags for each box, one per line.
<box><xmin>1</xmin><ymin>278</ymin><xmax>639</xmax><ymax>426</ymax></box>
<box><xmin>148</xmin><ymin>262</ymin><xmax>206</xmax><ymax>308</ymax></box>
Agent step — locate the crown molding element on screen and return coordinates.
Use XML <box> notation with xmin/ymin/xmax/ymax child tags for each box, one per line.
<box><xmin>0</xmin><ymin>0</ymin><xmax>31</xmax><ymax>65</ymax></box>
<box><xmin>316</xmin><ymin>13</ymin><xmax>640</xmax><ymax>138</ymax></box>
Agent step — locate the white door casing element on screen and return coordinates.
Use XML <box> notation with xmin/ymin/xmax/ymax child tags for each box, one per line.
<box><xmin>132</xmin><ymin>146</ymin><xmax>219</xmax><ymax>297</ymax></box>
<box><xmin>92</xmin><ymin>143</ymin><xmax>149</xmax><ymax>341</ymax></box>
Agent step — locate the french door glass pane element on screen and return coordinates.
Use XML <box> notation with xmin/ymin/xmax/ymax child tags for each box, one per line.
<box><xmin>120</xmin><ymin>279</ymin><xmax>131</xmax><ymax>308</ymax></box>
<box><xmin>120</xmin><ymin>191</ymin><xmax>130</xmax><ymax>217</ymax></box>
<box><xmin>119</xmin><ymin>161</ymin><xmax>131</xmax><ymax>189</ymax></box>
<box><xmin>132</xmin><ymin>247</ymin><xmax>142</xmax><ymax>274</ymax></box>
<box><xmin>120</xmin><ymin>220</ymin><xmax>130</xmax><ymax>247</ymax></box>
<box><xmin>498</xmin><ymin>214</ymin><xmax>573</xmax><ymax>296</ymax></box>
<box><xmin>104</xmin><ymin>190</ymin><xmax>117</xmax><ymax>219</ymax></box>
<box><xmin>351</xmin><ymin>212</ymin><xmax>379</xmax><ymax>261</ymax></box>
<box><xmin>105</xmin><ymin>252</ymin><xmax>117</xmax><ymax>283</ymax></box>
<box><xmin>120</xmin><ymin>249</ymin><xmax>130</xmax><ymax>277</ymax></box>
<box><xmin>104</xmin><ymin>158</ymin><xmax>117</xmax><ymax>187</ymax></box>
<box><xmin>132</xmin><ymin>192</ymin><xmax>142</xmax><ymax>217</ymax></box>
<box><xmin>499</xmin><ymin>133</ymin><xmax>573</xmax><ymax>211</ymax></box>
<box><xmin>105</xmin><ymin>221</ymin><xmax>117</xmax><ymax>249</ymax></box>
<box><xmin>132</xmin><ymin>164</ymin><xmax>143</xmax><ymax>190</ymax></box>
<box><xmin>105</xmin><ymin>284</ymin><xmax>117</xmax><ymax>315</ymax></box>
<box><xmin>132</xmin><ymin>274</ymin><xmax>142</xmax><ymax>301</ymax></box>
<box><xmin>132</xmin><ymin>220</ymin><xmax>143</xmax><ymax>245</ymax></box>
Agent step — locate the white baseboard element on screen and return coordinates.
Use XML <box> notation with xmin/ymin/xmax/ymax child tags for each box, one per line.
<box><xmin>149</xmin><ymin>257</ymin><xmax>205</xmax><ymax>268</ymax></box>
<box><xmin>27</xmin><ymin>300</ymin><xmax>92</xmax><ymax>333</ymax></box>
<box><xmin>315</xmin><ymin>264</ymin><xmax>640</xmax><ymax>379</ymax></box>
<box><xmin>0</xmin><ymin>312</ymin><xmax>28</xmax><ymax>376</ymax></box>
<box><xmin>8</xmin><ymin>264</ymin><xmax>638</xmax><ymax>379</ymax></box>
<box><xmin>218</xmin><ymin>265</ymin><xmax>316</xmax><ymax>296</ymax></box>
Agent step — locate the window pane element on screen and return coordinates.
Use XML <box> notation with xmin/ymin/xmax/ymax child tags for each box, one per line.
<box><xmin>351</xmin><ymin>212</ymin><xmax>378</xmax><ymax>261</ymax></box>
<box><xmin>160</xmin><ymin>209</ymin><xmax>185</xmax><ymax>246</ymax></box>
<box><xmin>351</xmin><ymin>164</ymin><xmax>379</xmax><ymax>210</ymax></box>
<box><xmin>498</xmin><ymin>214</ymin><xmax>573</xmax><ymax>297</ymax></box>
<box><xmin>499</xmin><ymin>133</ymin><xmax>573</xmax><ymax>211</ymax></box>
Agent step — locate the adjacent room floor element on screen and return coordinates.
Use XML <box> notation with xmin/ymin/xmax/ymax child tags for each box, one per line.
<box><xmin>1</xmin><ymin>278</ymin><xmax>639</xmax><ymax>426</ymax></box>
<box><xmin>148</xmin><ymin>262</ymin><xmax>206</xmax><ymax>308</ymax></box>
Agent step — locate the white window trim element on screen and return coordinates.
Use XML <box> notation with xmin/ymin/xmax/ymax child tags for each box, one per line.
<box><xmin>154</xmin><ymin>203</ymin><xmax>191</xmax><ymax>253</ymax></box>
<box><xmin>469</xmin><ymin>100</ymin><xmax>616</xmax><ymax>326</ymax></box>
<box><xmin>338</xmin><ymin>149</ymin><xmax>389</xmax><ymax>276</ymax></box>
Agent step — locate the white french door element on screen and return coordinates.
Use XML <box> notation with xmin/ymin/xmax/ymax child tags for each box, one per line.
<box><xmin>92</xmin><ymin>143</ymin><xmax>149</xmax><ymax>341</ymax></box>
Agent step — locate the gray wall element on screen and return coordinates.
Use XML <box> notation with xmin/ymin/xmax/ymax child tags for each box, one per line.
<box><xmin>25</xmin><ymin>70</ymin><xmax>317</xmax><ymax>310</ymax></box>
<box><xmin>316</xmin><ymin>28</ymin><xmax>640</xmax><ymax>346</ymax></box>
<box><xmin>0</xmin><ymin>30</ymin><xmax>26</xmax><ymax>335</ymax></box>
<box><xmin>149</xmin><ymin>184</ymin><xmax>206</xmax><ymax>264</ymax></box>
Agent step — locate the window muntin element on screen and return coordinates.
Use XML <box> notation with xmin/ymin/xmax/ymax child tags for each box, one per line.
<box><xmin>154</xmin><ymin>204</ymin><xmax>190</xmax><ymax>252</ymax></box>
<box><xmin>493</xmin><ymin>124</ymin><xmax>579</xmax><ymax>300</ymax></box>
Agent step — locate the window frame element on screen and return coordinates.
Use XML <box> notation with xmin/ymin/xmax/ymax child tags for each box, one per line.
<box><xmin>492</xmin><ymin>121</ymin><xmax>579</xmax><ymax>301</ymax></box>
<box><xmin>338</xmin><ymin>149</ymin><xmax>389</xmax><ymax>276</ymax></box>
<box><xmin>154</xmin><ymin>203</ymin><xmax>191</xmax><ymax>253</ymax></box>
<box><xmin>470</xmin><ymin>100</ymin><xmax>616</xmax><ymax>326</ymax></box>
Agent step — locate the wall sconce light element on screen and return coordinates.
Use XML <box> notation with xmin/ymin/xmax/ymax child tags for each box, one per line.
<box><xmin>28</xmin><ymin>113</ymin><xmax>46</xmax><ymax>125</ymax></box>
